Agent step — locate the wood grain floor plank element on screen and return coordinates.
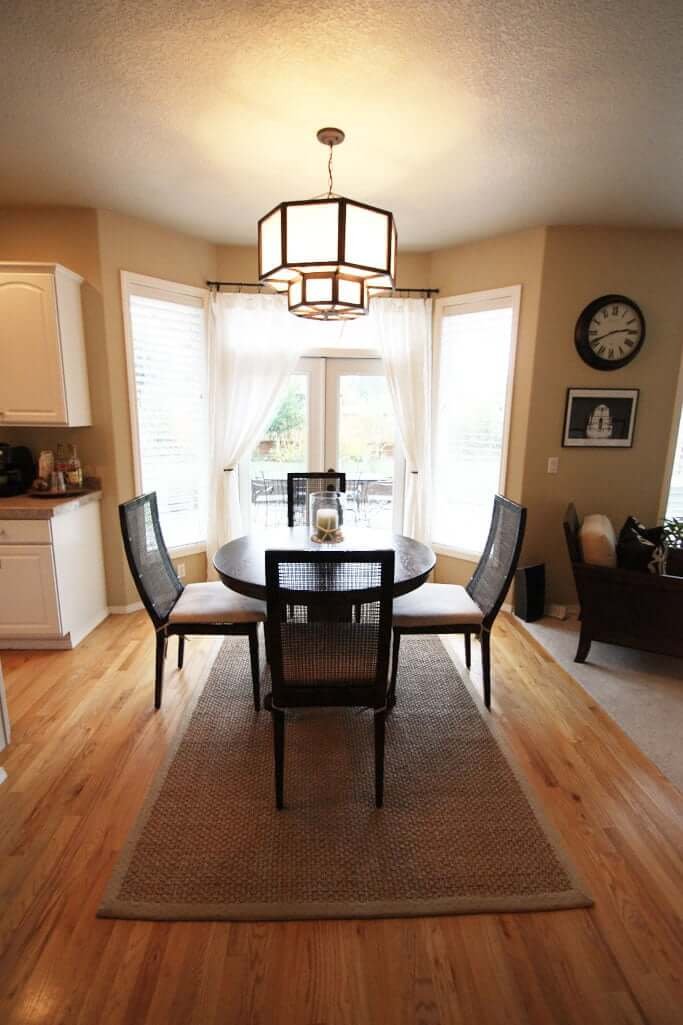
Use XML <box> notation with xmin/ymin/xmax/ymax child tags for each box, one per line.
<box><xmin>0</xmin><ymin>612</ymin><xmax>681</xmax><ymax>1025</ymax></box>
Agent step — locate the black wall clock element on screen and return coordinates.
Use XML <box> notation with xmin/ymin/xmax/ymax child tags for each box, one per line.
<box><xmin>575</xmin><ymin>294</ymin><xmax>645</xmax><ymax>371</ymax></box>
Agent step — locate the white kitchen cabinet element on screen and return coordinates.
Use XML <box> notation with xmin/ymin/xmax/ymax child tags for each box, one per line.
<box><xmin>0</xmin><ymin>263</ymin><xmax>91</xmax><ymax>426</ymax></box>
<box><xmin>0</xmin><ymin>494</ymin><xmax>107</xmax><ymax>648</ymax></box>
<box><xmin>0</xmin><ymin>544</ymin><xmax>61</xmax><ymax>636</ymax></box>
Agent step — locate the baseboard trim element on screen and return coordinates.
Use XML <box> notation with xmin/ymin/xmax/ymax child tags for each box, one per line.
<box><xmin>0</xmin><ymin>635</ymin><xmax>72</xmax><ymax>650</ymax></box>
<box><xmin>69</xmin><ymin>608</ymin><xmax>109</xmax><ymax>647</ymax></box>
<box><xmin>108</xmin><ymin>601</ymin><xmax>144</xmax><ymax>615</ymax></box>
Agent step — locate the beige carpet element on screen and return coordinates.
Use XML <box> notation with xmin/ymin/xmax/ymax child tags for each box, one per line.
<box><xmin>99</xmin><ymin>636</ymin><xmax>591</xmax><ymax>921</ymax></box>
<box><xmin>519</xmin><ymin>616</ymin><xmax>683</xmax><ymax>791</ymax></box>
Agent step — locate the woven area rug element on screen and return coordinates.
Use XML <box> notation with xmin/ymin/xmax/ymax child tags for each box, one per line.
<box><xmin>99</xmin><ymin>636</ymin><xmax>591</xmax><ymax>921</ymax></box>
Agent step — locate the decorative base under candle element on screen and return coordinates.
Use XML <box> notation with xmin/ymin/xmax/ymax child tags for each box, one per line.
<box><xmin>310</xmin><ymin>529</ymin><xmax>344</xmax><ymax>544</ymax></box>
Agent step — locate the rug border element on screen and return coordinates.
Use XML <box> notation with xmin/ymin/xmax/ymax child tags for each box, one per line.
<box><xmin>98</xmin><ymin>634</ymin><xmax>593</xmax><ymax>921</ymax></box>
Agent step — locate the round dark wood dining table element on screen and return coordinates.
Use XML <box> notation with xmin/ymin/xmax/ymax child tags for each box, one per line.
<box><xmin>213</xmin><ymin>527</ymin><xmax>435</xmax><ymax>600</ymax></box>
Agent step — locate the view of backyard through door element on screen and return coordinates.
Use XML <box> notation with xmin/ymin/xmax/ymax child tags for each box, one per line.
<box><xmin>246</xmin><ymin>357</ymin><xmax>403</xmax><ymax>531</ymax></box>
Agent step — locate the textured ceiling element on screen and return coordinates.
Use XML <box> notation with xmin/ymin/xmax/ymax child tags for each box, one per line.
<box><xmin>1</xmin><ymin>0</ymin><xmax>682</xmax><ymax>248</ymax></box>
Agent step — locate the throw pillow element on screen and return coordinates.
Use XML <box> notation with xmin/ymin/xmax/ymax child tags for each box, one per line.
<box><xmin>579</xmin><ymin>514</ymin><xmax>617</xmax><ymax>567</ymax></box>
<box><xmin>616</xmin><ymin>517</ymin><xmax>668</xmax><ymax>574</ymax></box>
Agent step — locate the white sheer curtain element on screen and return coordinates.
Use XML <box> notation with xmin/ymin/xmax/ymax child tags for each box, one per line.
<box><xmin>207</xmin><ymin>292</ymin><xmax>304</xmax><ymax>573</ymax></box>
<box><xmin>370</xmin><ymin>296</ymin><xmax>433</xmax><ymax>543</ymax></box>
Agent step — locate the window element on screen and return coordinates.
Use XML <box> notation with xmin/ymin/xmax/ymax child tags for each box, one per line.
<box><xmin>432</xmin><ymin>287</ymin><xmax>520</xmax><ymax>557</ymax></box>
<box><xmin>122</xmin><ymin>272</ymin><xmax>209</xmax><ymax>552</ymax></box>
<box><xmin>663</xmin><ymin>378</ymin><xmax>683</xmax><ymax>520</ymax></box>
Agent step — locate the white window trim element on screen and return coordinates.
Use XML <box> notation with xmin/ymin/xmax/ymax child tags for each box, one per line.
<box><xmin>432</xmin><ymin>284</ymin><xmax>521</xmax><ymax>561</ymax></box>
<box><xmin>121</xmin><ymin>270</ymin><xmax>209</xmax><ymax>556</ymax></box>
<box><xmin>658</xmin><ymin>349</ymin><xmax>683</xmax><ymax>522</ymax></box>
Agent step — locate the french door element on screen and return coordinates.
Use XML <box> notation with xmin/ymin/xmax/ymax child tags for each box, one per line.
<box><xmin>242</xmin><ymin>357</ymin><xmax>405</xmax><ymax>531</ymax></box>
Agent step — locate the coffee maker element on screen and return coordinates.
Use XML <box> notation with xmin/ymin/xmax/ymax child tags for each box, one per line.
<box><xmin>0</xmin><ymin>444</ymin><xmax>35</xmax><ymax>496</ymax></box>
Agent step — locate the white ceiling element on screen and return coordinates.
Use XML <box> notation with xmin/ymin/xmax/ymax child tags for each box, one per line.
<box><xmin>2</xmin><ymin>0</ymin><xmax>682</xmax><ymax>249</ymax></box>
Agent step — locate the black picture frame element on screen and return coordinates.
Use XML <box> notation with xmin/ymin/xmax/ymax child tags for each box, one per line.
<box><xmin>562</xmin><ymin>388</ymin><xmax>639</xmax><ymax>448</ymax></box>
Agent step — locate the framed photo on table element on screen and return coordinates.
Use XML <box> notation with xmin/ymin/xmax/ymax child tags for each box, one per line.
<box><xmin>562</xmin><ymin>388</ymin><xmax>639</xmax><ymax>448</ymax></box>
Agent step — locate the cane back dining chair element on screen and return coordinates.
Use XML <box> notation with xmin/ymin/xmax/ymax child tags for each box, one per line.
<box><xmin>287</xmin><ymin>470</ymin><xmax>346</xmax><ymax>527</ymax></box>
<box><xmin>264</xmin><ymin>548</ymin><xmax>395</xmax><ymax>808</ymax></box>
<box><xmin>120</xmin><ymin>493</ymin><xmax>265</xmax><ymax>710</ymax></box>
<box><xmin>391</xmin><ymin>495</ymin><xmax>526</xmax><ymax>709</ymax></box>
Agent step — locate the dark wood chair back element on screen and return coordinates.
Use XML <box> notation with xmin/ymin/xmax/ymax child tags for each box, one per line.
<box><xmin>265</xmin><ymin>548</ymin><xmax>394</xmax><ymax>709</ymax></box>
<box><xmin>286</xmin><ymin>471</ymin><xmax>346</xmax><ymax>527</ymax></box>
<box><xmin>119</xmin><ymin>492</ymin><xmax>183</xmax><ymax>629</ymax></box>
<box><xmin>563</xmin><ymin>503</ymin><xmax>583</xmax><ymax>564</ymax></box>
<box><xmin>466</xmin><ymin>495</ymin><xmax>527</xmax><ymax>626</ymax></box>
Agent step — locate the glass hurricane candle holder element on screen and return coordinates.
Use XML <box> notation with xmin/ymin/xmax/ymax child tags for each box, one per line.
<box><xmin>309</xmin><ymin>490</ymin><xmax>344</xmax><ymax>543</ymax></box>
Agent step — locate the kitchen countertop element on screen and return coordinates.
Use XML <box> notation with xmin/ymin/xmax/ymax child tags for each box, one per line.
<box><xmin>0</xmin><ymin>490</ymin><xmax>103</xmax><ymax>519</ymax></box>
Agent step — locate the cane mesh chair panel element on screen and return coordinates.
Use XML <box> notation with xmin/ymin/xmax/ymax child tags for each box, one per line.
<box><xmin>466</xmin><ymin>496</ymin><xmax>525</xmax><ymax>619</ymax></box>
<box><xmin>287</xmin><ymin>472</ymin><xmax>346</xmax><ymax>527</ymax></box>
<box><xmin>120</xmin><ymin>493</ymin><xmax>182</xmax><ymax>622</ymax></box>
<box><xmin>266</xmin><ymin>551</ymin><xmax>393</xmax><ymax>697</ymax></box>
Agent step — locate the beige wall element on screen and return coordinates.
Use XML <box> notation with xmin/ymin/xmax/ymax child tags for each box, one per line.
<box><xmin>1</xmin><ymin>207</ymin><xmax>218</xmax><ymax>605</ymax></box>
<box><xmin>5</xmin><ymin>207</ymin><xmax>681</xmax><ymax>610</ymax></box>
<box><xmin>523</xmin><ymin>227</ymin><xmax>683</xmax><ymax>603</ymax></box>
<box><xmin>428</xmin><ymin>228</ymin><xmax>547</xmax><ymax>586</ymax></box>
<box><xmin>96</xmin><ymin>210</ymin><xmax>218</xmax><ymax>602</ymax></box>
<box><xmin>0</xmin><ymin>206</ymin><xmax>124</xmax><ymax>597</ymax></box>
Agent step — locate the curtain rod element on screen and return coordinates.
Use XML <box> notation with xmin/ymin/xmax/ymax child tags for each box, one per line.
<box><xmin>206</xmin><ymin>280</ymin><xmax>438</xmax><ymax>295</ymax></box>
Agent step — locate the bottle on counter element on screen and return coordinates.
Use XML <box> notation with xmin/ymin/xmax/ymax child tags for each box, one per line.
<box><xmin>37</xmin><ymin>449</ymin><xmax>55</xmax><ymax>481</ymax></box>
<box><xmin>55</xmin><ymin>443</ymin><xmax>68</xmax><ymax>475</ymax></box>
<box><xmin>65</xmin><ymin>444</ymin><xmax>83</xmax><ymax>489</ymax></box>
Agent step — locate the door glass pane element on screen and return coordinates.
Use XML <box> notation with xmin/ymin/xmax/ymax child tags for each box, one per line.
<box><xmin>336</xmin><ymin>374</ymin><xmax>396</xmax><ymax>529</ymax></box>
<box><xmin>250</xmin><ymin>374</ymin><xmax>308</xmax><ymax>527</ymax></box>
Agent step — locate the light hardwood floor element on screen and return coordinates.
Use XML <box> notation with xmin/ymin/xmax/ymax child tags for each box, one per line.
<box><xmin>0</xmin><ymin>612</ymin><xmax>681</xmax><ymax>1025</ymax></box>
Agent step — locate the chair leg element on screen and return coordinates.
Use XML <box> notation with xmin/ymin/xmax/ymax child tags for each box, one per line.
<box><xmin>481</xmin><ymin>627</ymin><xmax>492</xmax><ymax>709</ymax></box>
<box><xmin>177</xmin><ymin>635</ymin><xmax>185</xmax><ymax>669</ymax></box>
<box><xmin>575</xmin><ymin>625</ymin><xmax>592</xmax><ymax>663</ymax></box>
<box><xmin>388</xmin><ymin>629</ymin><xmax>401</xmax><ymax>707</ymax></box>
<box><xmin>154</xmin><ymin>632</ymin><xmax>166</xmax><ymax>710</ymax></box>
<box><xmin>272</xmin><ymin>708</ymin><xmax>285</xmax><ymax>809</ymax></box>
<box><xmin>248</xmin><ymin>625</ymin><xmax>261</xmax><ymax>711</ymax></box>
<box><xmin>374</xmin><ymin>710</ymin><xmax>386</xmax><ymax>808</ymax></box>
<box><xmin>464</xmin><ymin>631</ymin><xmax>471</xmax><ymax>669</ymax></box>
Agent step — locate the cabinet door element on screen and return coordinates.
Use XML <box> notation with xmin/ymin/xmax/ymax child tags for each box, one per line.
<box><xmin>0</xmin><ymin>273</ymin><xmax>68</xmax><ymax>425</ymax></box>
<box><xmin>0</xmin><ymin>545</ymin><xmax>62</xmax><ymax>636</ymax></box>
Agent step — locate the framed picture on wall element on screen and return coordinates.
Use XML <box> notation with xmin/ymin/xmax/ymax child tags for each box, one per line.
<box><xmin>562</xmin><ymin>388</ymin><xmax>639</xmax><ymax>447</ymax></box>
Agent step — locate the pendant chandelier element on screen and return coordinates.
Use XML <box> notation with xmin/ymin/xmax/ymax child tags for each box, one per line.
<box><xmin>257</xmin><ymin>128</ymin><xmax>397</xmax><ymax>320</ymax></box>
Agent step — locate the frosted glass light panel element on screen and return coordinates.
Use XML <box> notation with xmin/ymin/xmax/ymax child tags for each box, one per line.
<box><xmin>433</xmin><ymin>301</ymin><xmax>516</xmax><ymax>555</ymax></box>
<box><xmin>286</xmin><ymin>202</ymin><xmax>340</xmax><ymax>265</ymax></box>
<box><xmin>259</xmin><ymin>207</ymin><xmax>282</xmax><ymax>278</ymax></box>
<box><xmin>665</xmin><ymin>402</ymin><xmax>683</xmax><ymax>519</ymax></box>
<box><xmin>345</xmin><ymin>202</ymin><xmax>391</xmax><ymax>273</ymax></box>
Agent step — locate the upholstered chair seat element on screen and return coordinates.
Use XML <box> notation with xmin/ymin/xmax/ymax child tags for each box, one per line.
<box><xmin>169</xmin><ymin>582</ymin><xmax>265</xmax><ymax>624</ymax></box>
<box><xmin>393</xmin><ymin>583</ymin><xmax>483</xmax><ymax>627</ymax></box>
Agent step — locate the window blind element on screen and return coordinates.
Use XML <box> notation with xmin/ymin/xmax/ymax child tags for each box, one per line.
<box><xmin>665</xmin><ymin>406</ymin><xmax>683</xmax><ymax>519</ymax></box>
<box><xmin>128</xmin><ymin>291</ymin><xmax>208</xmax><ymax>550</ymax></box>
<box><xmin>433</xmin><ymin>302</ymin><xmax>515</xmax><ymax>555</ymax></box>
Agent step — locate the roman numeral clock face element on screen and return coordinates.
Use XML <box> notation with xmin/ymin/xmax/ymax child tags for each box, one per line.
<box><xmin>575</xmin><ymin>294</ymin><xmax>645</xmax><ymax>370</ymax></box>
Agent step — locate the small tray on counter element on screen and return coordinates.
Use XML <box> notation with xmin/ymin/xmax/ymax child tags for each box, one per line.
<box><xmin>28</xmin><ymin>487</ymin><xmax>92</xmax><ymax>499</ymax></box>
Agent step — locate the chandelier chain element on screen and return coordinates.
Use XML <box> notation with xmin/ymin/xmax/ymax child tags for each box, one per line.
<box><xmin>327</xmin><ymin>145</ymin><xmax>334</xmax><ymax>198</ymax></box>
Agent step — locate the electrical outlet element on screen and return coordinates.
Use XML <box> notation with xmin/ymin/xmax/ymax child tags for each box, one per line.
<box><xmin>547</xmin><ymin>456</ymin><xmax>559</xmax><ymax>475</ymax></box>
<box><xmin>176</xmin><ymin>562</ymin><xmax>186</xmax><ymax>579</ymax></box>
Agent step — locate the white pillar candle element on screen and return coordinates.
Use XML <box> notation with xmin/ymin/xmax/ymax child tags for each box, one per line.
<box><xmin>316</xmin><ymin>507</ymin><xmax>339</xmax><ymax>533</ymax></box>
